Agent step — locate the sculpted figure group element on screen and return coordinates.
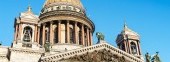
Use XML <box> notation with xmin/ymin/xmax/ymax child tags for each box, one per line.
<box><xmin>145</xmin><ymin>52</ymin><xmax>161</xmax><ymax>62</ymax></box>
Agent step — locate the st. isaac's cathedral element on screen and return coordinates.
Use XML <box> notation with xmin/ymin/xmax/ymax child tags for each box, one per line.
<box><xmin>0</xmin><ymin>0</ymin><xmax>147</xmax><ymax>62</ymax></box>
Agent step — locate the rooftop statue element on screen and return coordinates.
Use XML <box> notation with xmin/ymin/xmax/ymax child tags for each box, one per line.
<box><xmin>145</xmin><ymin>52</ymin><xmax>151</xmax><ymax>62</ymax></box>
<box><xmin>96</xmin><ymin>32</ymin><xmax>105</xmax><ymax>41</ymax></box>
<box><xmin>44</xmin><ymin>41</ymin><xmax>51</xmax><ymax>52</ymax></box>
<box><xmin>151</xmin><ymin>52</ymin><xmax>161</xmax><ymax>62</ymax></box>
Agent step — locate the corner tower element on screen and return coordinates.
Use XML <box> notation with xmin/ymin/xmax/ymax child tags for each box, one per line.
<box><xmin>13</xmin><ymin>6</ymin><xmax>40</xmax><ymax>48</ymax></box>
<box><xmin>116</xmin><ymin>23</ymin><xmax>142</xmax><ymax>59</ymax></box>
<box><xmin>38</xmin><ymin>0</ymin><xmax>95</xmax><ymax>52</ymax></box>
<box><xmin>10</xmin><ymin>6</ymin><xmax>43</xmax><ymax>62</ymax></box>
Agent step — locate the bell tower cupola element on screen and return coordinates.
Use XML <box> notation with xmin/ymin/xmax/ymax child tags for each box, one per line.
<box><xmin>13</xmin><ymin>6</ymin><xmax>40</xmax><ymax>48</ymax></box>
<box><xmin>116</xmin><ymin>23</ymin><xmax>142</xmax><ymax>59</ymax></box>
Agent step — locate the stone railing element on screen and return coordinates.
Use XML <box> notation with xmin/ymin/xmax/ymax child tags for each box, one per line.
<box><xmin>41</xmin><ymin>43</ymin><xmax>144</xmax><ymax>62</ymax></box>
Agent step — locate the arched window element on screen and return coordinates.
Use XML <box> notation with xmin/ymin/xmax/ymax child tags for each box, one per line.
<box><xmin>54</xmin><ymin>27</ymin><xmax>58</xmax><ymax>43</ymax></box>
<box><xmin>131</xmin><ymin>42</ymin><xmax>137</xmax><ymax>54</ymax></box>
<box><xmin>22</xmin><ymin>26</ymin><xmax>32</xmax><ymax>48</ymax></box>
<box><xmin>23</xmin><ymin>26</ymin><xmax>32</xmax><ymax>42</ymax></box>
<box><xmin>70</xmin><ymin>27</ymin><xmax>74</xmax><ymax>44</ymax></box>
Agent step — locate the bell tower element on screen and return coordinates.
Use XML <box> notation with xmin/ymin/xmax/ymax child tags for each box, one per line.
<box><xmin>13</xmin><ymin>6</ymin><xmax>40</xmax><ymax>48</ymax></box>
<box><xmin>116</xmin><ymin>23</ymin><xmax>143</xmax><ymax>59</ymax></box>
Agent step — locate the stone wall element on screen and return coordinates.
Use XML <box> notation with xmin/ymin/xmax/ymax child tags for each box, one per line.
<box><xmin>0</xmin><ymin>46</ymin><xmax>9</xmax><ymax>62</ymax></box>
<box><xmin>10</xmin><ymin>48</ymin><xmax>43</xmax><ymax>62</ymax></box>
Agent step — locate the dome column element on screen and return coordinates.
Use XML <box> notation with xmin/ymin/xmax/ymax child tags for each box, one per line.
<box><xmin>58</xmin><ymin>21</ymin><xmax>61</xmax><ymax>43</ymax></box>
<box><xmin>86</xmin><ymin>28</ymin><xmax>90</xmax><ymax>46</ymax></box>
<box><xmin>89</xmin><ymin>30</ymin><xmax>93</xmax><ymax>46</ymax></box>
<box><xmin>42</xmin><ymin>23</ymin><xmax>46</xmax><ymax>46</ymax></box>
<box><xmin>50</xmin><ymin>22</ymin><xmax>54</xmax><ymax>45</ymax></box>
<box><xmin>81</xmin><ymin>24</ymin><xmax>85</xmax><ymax>46</ymax></box>
<box><xmin>74</xmin><ymin>22</ymin><xmax>78</xmax><ymax>44</ymax></box>
<box><xmin>66</xmin><ymin>21</ymin><xmax>70</xmax><ymax>43</ymax></box>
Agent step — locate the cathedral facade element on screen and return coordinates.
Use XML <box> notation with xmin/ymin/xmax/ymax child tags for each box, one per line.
<box><xmin>0</xmin><ymin>0</ymin><xmax>144</xmax><ymax>62</ymax></box>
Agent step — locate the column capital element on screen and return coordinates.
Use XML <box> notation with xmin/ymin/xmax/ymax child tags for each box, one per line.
<box><xmin>50</xmin><ymin>21</ymin><xmax>54</xmax><ymax>24</ymax></box>
<box><xmin>43</xmin><ymin>23</ymin><xmax>47</xmax><ymax>25</ymax></box>
<box><xmin>80</xmin><ymin>23</ymin><xmax>84</xmax><ymax>26</ymax></box>
<box><xmin>58</xmin><ymin>20</ymin><xmax>61</xmax><ymax>23</ymax></box>
<box><xmin>74</xmin><ymin>21</ymin><xmax>77</xmax><ymax>24</ymax></box>
<box><xmin>84</xmin><ymin>26</ymin><xmax>89</xmax><ymax>29</ymax></box>
<box><xmin>66</xmin><ymin>20</ymin><xmax>70</xmax><ymax>23</ymax></box>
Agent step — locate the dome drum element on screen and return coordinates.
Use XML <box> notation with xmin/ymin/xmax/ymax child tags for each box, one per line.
<box><xmin>37</xmin><ymin>0</ymin><xmax>95</xmax><ymax>49</ymax></box>
<box><xmin>39</xmin><ymin>15</ymin><xmax>94</xmax><ymax>30</ymax></box>
<box><xmin>38</xmin><ymin>19</ymin><xmax>94</xmax><ymax>47</ymax></box>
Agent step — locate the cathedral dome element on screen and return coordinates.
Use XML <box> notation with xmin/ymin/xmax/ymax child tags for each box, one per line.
<box><xmin>44</xmin><ymin>0</ymin><xmax>83</xmax><ymax>9</ymax></box>
<box><xmin>41</xmin><ymin>0</ymin><xmax>85</xmax><ymax>14</ymax></box>
<box><xmin>38</xmin><ymin>0</ymin><xmax>95</xmax><ymax>52</ymax></box>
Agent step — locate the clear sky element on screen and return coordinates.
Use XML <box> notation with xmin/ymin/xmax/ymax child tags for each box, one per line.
<box><xmin>0</xmin><ymin>0</ymin><xmax>170</xmax><ymax>62</ymax></box>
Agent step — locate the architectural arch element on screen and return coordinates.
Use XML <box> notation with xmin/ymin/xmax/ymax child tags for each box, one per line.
<box><xmin>130</xmin><ymin>42</ymin><xmax>137</xmax><ymax>54</ymax></box>
<box><xmin>22</xmin><ymin>26</ymin><xmax>33</xmax><ymax>42</ymax></box>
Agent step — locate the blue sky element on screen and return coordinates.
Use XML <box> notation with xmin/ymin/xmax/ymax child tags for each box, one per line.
<box><xmin>0</xmin><ymin>0</ymin><xmax>170</xmax><ymax>62</ymax></box>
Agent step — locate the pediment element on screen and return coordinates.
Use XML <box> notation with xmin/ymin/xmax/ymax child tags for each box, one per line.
<box><xmin>41</xmin><ymin>43</ymin><xmax>143</xmax><ymax>62</ymax></box>
<box><xmin>60</xmin><ymin>49</ymin><xmax>129</xmax><ymax>62</ymax></box>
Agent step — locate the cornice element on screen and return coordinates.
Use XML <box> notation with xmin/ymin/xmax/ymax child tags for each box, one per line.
<box><xmin>10</xmin><ymin>48</ymin><xmax>44</xmax><ymax>54</ymax></box>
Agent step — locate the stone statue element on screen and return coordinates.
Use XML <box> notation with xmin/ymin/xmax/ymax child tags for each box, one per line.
<box><xmin>151</xmin><ymin>52</ymin><xmax>161</xmax><ymax>62</ymax></box>
<box><xmin>145</xmin><ymin>52</ymin><xmax>151</xmax><ymax>62</ymax></box>
<box><xmin>96</xmin><ymin>32</ymin><xmax>105</xmax><ymax>41</ymax></box>
<box><xmin>44</xmin><ymin>41</ymin><xmax>51</xmax><ymax>52</ymax></box>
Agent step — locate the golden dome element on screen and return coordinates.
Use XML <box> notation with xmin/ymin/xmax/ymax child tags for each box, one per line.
<box><xmin>44</xmin><ymin>0</ymin><xmax>83</xmax><ymax>8</ymax></box>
